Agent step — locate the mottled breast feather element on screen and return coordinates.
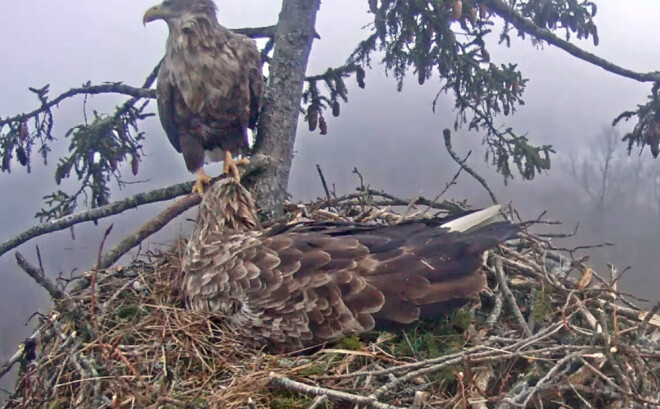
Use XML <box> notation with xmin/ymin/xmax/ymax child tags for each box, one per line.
<box><xmin>182</xmin><ymin>180</ymin><xmax>520</xmax><ymax>352</ymax></box>
<box><xmin>155</xmin><ymin>10</ymin><xmax>264</xmax><ymax>173</ymax></box>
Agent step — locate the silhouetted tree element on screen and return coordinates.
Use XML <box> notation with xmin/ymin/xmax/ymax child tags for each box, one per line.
<box><xmin>567</xmin><ymin>126</ymin><xmax>660</xmax><ymax>215</ymax></box>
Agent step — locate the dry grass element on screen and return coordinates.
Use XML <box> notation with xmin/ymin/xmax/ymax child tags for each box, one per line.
<box><xmin>3</xmin><ymin>198</ymin><xmax>660</xmax><ymax>409</ymax></box>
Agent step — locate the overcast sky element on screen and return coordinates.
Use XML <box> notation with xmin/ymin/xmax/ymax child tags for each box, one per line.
<box><xmin>2</xmin><ymin>0</ymin><xmax>660</xmax><ymax>393</ymax></box>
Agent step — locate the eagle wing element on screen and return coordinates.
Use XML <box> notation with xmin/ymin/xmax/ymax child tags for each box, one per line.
<box><xmin>184</xmin><ymin>220</ymin><xmax>519</xmax><ymax>351</ymax></box>
<box><xmin>155</xmin><ymin>63</ymin><xmax>181</xmax><ymax>153</ymax></box>
<box><xmin>154</xmin><ymin>25</ymin><xmax>264</xmax><ymax>171</ymax></box>
<box><xmin>239</xmin><ymin>35</ymin><xmax>264</xmax><ymax>130</ymax></box>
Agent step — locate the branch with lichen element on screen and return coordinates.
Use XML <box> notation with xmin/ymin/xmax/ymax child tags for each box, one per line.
<box><xmin>97</xmin><ymin>193</ymin><xmax>201</xmax><ymax>269</ymax></box>
<box><xmin>0</xmin><ymin>155</ymin><xmax>270</xmax><ymax>262</ymax></box>
<box><xmin>269</xmin><ymin>373</ymin><xmax>404</xmax><ymax>409</ymax></box>
<box><xmin>14</xmin><ymin>252</ymin><xmax>67</xmax><ymax>301</ymax></box>
<box><xmin>232</xmin><ymin>25</ymin><xmax>277</xmax><ymax>39</ymax></box>
<box><xmin>0</xmin><ymin>180</ymin><xmax>194</xmax><ymax>260</ymax></box>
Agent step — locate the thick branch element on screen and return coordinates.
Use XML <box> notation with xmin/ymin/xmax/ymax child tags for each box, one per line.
<box><xmin>0</xmin><ymin>181</ymin><xmax>193</xmax><ymax>260</ymax></box>
<box><xmin>0</xmin><ymin>156</ymin><xmax>270</xmax><ymax>261</ymax></box>
<box><xmin>485</xmin><ymin>0</ymin><xmax>660</xmax><ymax>83</ymax></box>
<box><xmin>0</xmin><ymin>83</ymin><xmax>156</xmax><ymax>127</ymax></box>
<box><xmin>252</xmin><ymin>0</ymin><xmax>320</xmax><ymax>216</ymax></box>
<box><xmin>98</xmin><ymin>193</ymin><xmax>200</xmax><ymax>269</ymax></box>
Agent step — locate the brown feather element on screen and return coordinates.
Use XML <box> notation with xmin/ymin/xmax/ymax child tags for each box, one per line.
<box><xmin>149</xmin><ymin>0</ymin><xmax>264</xmax><ymax>172</ymax></box>
<box><xmin>183</xmin><ymin>179</ymin><xmax>520</xmax><ymax>352</ymax></box>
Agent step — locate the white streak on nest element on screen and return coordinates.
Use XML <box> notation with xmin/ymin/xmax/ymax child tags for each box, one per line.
<box><xmin>420</xmin><ymin>259</ymin><xmax>436</xmax><ymax>270</ymax></box>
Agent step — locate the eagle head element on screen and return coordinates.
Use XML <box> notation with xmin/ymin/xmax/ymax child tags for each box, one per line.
<box><xmin>196</xmin><ymin>178</ymin><xmax>260</xmax><ymax>233</ymax></box>
<box><xmin>143</xmin><ymin>0</ymin><xmax>217</xmax><ymax>26</ymax></box>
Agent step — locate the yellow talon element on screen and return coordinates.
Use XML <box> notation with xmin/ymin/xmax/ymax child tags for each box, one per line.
<box><xmin>223</xmin><ymin>150</ymin><xmax>250</xmax><ymax>183</ymax></box>
<box><xmin>192</xmin><ymin>168</ymin><xmax>212</xmax><ymax>195</ymax></box>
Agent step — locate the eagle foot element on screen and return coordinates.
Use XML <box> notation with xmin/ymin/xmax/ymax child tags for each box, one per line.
<box><xmin>223</xmin><ymin>151</ymin><xmax>250</xmax><ymax>183</ymax></box>
<box><xmin>192</xmin><ymin>169</ymin><xmax>212</xmax><ymax>195</ymax></box>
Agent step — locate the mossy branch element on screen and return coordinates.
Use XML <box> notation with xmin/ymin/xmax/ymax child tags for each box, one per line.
<box><xmin>0</xmin><ymin>156</ymin><xmax>270</xmax><ymax>263</ymax></box>
<box><xmin>0</xmin><ymin>180</ymin><xmax>194</xmax><ymax>261</ymax></box>
<box><xmin>97</xmin><ymin>193</ymin><xmax>200</xmax><ymax>269</ymax></box>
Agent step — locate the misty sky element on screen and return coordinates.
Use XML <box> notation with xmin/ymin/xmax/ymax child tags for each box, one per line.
<box><xmin>1</xmin><ymin>0</ymin><xmax>660</xmax><ymax>394</ymax></box>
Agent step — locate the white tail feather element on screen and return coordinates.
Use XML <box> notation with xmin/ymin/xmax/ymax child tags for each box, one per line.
<box><xmin>441</xmin><ymin>204</ymin><xmax>502</xmax><ymax>233</ymax></box>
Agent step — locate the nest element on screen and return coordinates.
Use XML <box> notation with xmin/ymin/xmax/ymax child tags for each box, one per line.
<box><xmin>3</xmin><ymin>193</ymin><xmax>660</xmax><ymax>409</ymax></box>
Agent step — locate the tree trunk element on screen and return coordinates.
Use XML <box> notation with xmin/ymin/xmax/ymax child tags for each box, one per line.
<box><xmin>252</xmin><ymin>0</ymin><xmax>320</xmax><ymax>217</ymax></box>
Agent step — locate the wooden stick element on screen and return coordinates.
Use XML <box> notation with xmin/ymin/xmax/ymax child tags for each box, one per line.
<box><xmin>269</xmin><ymin>373</ymin><xmax>403</xmax><ymax>409</ymax></box>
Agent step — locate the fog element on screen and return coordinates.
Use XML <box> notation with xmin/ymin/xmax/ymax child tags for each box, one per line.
<box><xmin>1</xmin><ymin>0</ymin><xmax>659</xmax><ymax>397</ymax></box>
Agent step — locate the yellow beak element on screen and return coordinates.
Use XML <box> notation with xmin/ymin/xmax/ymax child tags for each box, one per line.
<box><xmin>143</xmin><ymin>5</ymin><xmax>165</xmax><ymax>25</ymax></box>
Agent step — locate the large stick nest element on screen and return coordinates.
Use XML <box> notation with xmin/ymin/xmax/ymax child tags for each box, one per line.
<box><xmin>3</xmin><ymin>192</ymin><xmax>660</xmax><ymax>409</ymax></box>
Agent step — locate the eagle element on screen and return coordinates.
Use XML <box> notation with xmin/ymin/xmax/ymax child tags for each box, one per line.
<box><xmin>143</xmin><ymin>0</ymin><xmax>264</xmax><ymax>194</ymax></box>
<box><xmin>182</xmin><ymin>179</ymin><xmax>520</xmax><ymax>352</ymax></box>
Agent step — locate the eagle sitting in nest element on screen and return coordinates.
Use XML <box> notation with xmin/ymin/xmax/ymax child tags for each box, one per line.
<box><xmin>182</xmin><ymin>179</ymin><xmax>520</xmax><ymax>352</ymax></box>
<box><xmin>143</xmin><ymin>0</ymin><xmax>263</xmax><ymax>195</ymax></box>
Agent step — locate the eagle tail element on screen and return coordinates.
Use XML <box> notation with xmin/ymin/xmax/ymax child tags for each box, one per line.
<box><xmin>368</xmin><ymin>216</ymin><xmax>519</xmax><ymax>330</ymax></box>
<box><xmin>441</xmin><ymin>204</ymin><xmax>503</xmax><ymax>232</ymax></box>
<box><xmin>416</xmin><ymin>220</ymin><xmax>520</xmax><ymax>320</ymax></box>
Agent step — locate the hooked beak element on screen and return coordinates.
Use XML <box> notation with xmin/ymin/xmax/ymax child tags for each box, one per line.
<box><xmin>143</xmin><ymin>5</ymin><xmax>166</xmax><ymax>26</ymax></box>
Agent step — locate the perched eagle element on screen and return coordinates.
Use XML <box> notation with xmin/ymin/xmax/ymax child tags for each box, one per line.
<box><xmin>143</xmin><ymin>0</ymin><xmax>264</xmax><ymax>194</ymax></box>
<box><xmin>182</xmin><ymin>179</ymin><xmax>520</xmax><ymax>352</ymax></box>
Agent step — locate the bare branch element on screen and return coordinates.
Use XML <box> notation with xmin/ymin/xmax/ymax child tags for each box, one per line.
<box><xmin>443</xmin><ymin>129</ymin><xmax>499</xmax><ymax>205</ymax></box>
<box><xmin>315</xmin><ymin>164</ymin><xmax>332</xmax><ymax>201</ymax></box>
<box><xmin>312</xmin><ymin>189</ymin><xmax>466</xmax><ymax>214</ymax></box>
<box><xmin>14</xmin><ymin>251</ymin><xmax>66</xmax><ymax>300</ymax></box>
<box><xmin>232</xmin><ymin>25</ymin><xmax>277</xmax><ymax>39</ymax></box>
<box><xmin>98</xmin><ymin>193</ymin><xmax>201</xmax><ymax>269</ymax></box>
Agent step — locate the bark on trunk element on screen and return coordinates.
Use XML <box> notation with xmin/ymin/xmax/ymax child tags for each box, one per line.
<box><xmin>252</xmin><ymin>0</ymin><xmax>320</xmax><ymax>217</ymax></box>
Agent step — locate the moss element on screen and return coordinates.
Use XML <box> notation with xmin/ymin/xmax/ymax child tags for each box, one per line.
<box><xmin>532</xmin><ymin>288</ymin><xmax>553</xmax><ymax>324</ymax></box>
<box><xmin>162</xmin><ymin>396</ymin><xmax>207</xmax><ymax>409</ymax></box>
<box><xmin>48</xmin><ymin>398</ymin><xmax>68</xmax><ymax>409</ymax></box>
<box><xmin>192</xmin><ymin>397</ymin><xmax>209</xmax><ymax>408</ymax></box>
<box><xmin>296</xmin><ymin>365</ymin><xmax>326</xmax><ymax>377</ymax></box>
<box><xmin>431</xmin><ymin>367</ymin><xmax>457</xmax><ymax>386</ymax></box>
<box><xmin>448</xmin><ymin>308</ymin><xmax>473</xmax><ymax>332</ymax></box>
<box><xmin>76</xmin><ymin>323</ymin><xmax>96</xmax><ymax>343</ymax></box>
<box><xmin>115</xmin><ymin>305</ymin><xmax>141</xmax><ymax>320</ymax></box>
<box><xmin>387</xmin><ymin>308</ymin><xmax>473</xmax><ymax>360</ymax></box>
<box><xmin>270</xmin><ymin>391</ymin><xmax>313</xmax><ymax>409</ymax></box>
<box><xmin>338</xmin><ymin>335</ymin><xmax>363</xmax><ymax>351</ymax></box>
